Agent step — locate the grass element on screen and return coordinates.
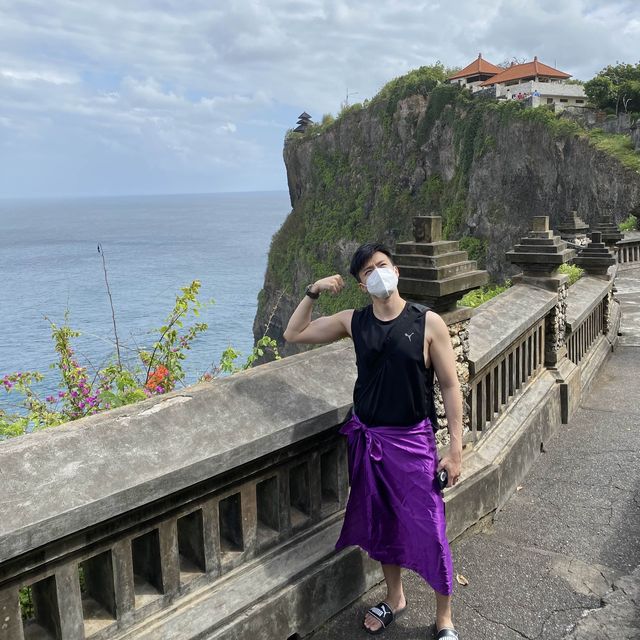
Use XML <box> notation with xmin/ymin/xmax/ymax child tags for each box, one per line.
<box><xmin>459</xmin><ymin>281</ymin><xmax>511</xmax><ymax>308</ymax></box>
<box><xmin>587</xmin><ymin>129</ymin><xmax>640</xmax><ymax>173</ymax></box>
<box><xmin>619</xmin><ymin>214</ymin><xmax>638</xmax><ymax>232</ymax></box>
<box><xmin>558</xmin><ymin>263</ymin><xmax>584</xmax><ymax>286</ymax></box>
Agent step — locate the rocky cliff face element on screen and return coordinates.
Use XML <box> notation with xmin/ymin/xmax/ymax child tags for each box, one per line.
<box><xmin>254</xmin><ymin>83</ymin><xmax>640</xmax><ymax>355</ymax></box>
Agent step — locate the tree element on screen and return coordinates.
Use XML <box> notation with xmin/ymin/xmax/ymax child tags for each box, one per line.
<box><xmin>584</xmin><ymin>62</ymin><xmax>640</xmax><ymax>114</ymax></box>
<box><xmin>585</xmin><ymin>76</ymin><xmax>614</xmax><ymax>108</ymax></box>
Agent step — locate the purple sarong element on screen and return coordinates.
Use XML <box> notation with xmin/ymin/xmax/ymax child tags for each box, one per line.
<box><xmin>335</xmin><ymin>413</ymin><xmax>453</xmax><ymax>595</ymax></box>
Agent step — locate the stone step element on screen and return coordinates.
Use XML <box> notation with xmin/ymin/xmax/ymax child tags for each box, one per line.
<box><xmin>398</xmin><ymin>270</ymin><xmax>489</xmax><ymax>298</ymax></box>
<box><xmin>506</xmin><ymin>249</ymin><xmax>575</xmax><ymax>265</ymax></box>
<box><xmin>398</xmin><ymin>260</ymin><xmax>478</xmax><ymax>281</ymax></box>
<box><xmin>511</xmin><ymin>243</ymin><xmax>569</xmax><ymax>254</ymax></box>
<box><xmin>393</xmin><ymin>251</ymin><xmax>469</xmax><ymax>268</ymax></box>
<box><xmin>394</xmin><ymin>240</ymin><xmax>459</xmax><ymax>256</ymax></box>
<box><xmin>520</xmin><ymin>237</ymin><xmax>564</xmax><ymax>247</ymax></box>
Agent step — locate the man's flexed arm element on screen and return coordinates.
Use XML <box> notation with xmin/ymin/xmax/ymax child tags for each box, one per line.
<box><xmin>283</xmin><ymin>275</ymin><xmax>353</xmax><ymax>345</ymax></box>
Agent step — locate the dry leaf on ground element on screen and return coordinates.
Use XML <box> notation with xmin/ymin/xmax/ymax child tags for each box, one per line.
<box><xmin>456</xmin><ymin>573</ymin><xmax>469</xmax><ymax>586</ymax></box>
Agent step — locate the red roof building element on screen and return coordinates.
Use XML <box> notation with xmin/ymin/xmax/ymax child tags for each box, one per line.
<box><xmin>447</xmin><ymin>54</ymin><xmax>586</xmax><ymax>110</ymax></box>
<box><xmin>480</xmin><ymin>57</ymin><xmax>571</xmax><ymax>86</ymax></box>
<box><xmin>447</xmin><ymin>53</ymin><xmax>502</xmax><ymax>83</ymax></box>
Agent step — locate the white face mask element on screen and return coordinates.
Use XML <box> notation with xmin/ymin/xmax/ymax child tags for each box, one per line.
<box><xmin>365</xmin><ymin>267</ymin><xmax>399</xmax><ymax>299</ymax></box>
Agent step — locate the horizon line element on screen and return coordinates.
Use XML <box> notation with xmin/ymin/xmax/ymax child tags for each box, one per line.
<box><xmin>0</xmin><ymin>188</ymin><xmax>290</xmax><ymax>202</ymax></box>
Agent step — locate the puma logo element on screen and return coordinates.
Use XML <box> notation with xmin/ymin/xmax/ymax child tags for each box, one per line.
<box><xmin>405</xmin><ymin>332</ymin><xmax>414</xmax><ymax>342</ymax></box>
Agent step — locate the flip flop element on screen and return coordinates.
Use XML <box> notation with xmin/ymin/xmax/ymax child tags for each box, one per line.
<box><xmin>433</xmin><ymin>624</ymin><xmax>459</xmax><ymax>639</ymax></box>
<box><xmin>363</xmin><ymin>600</ymin><xmax>407</xmax><ymax>635</ymax></box>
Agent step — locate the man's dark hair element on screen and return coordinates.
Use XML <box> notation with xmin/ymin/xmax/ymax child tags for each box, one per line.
<box><xmin>349</xmin><ymin>242</ymin><xmax>394</xmax><ymax>282</ymax></box>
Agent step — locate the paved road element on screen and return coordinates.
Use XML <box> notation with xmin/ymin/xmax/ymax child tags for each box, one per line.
<box><xmin>309</xmin><ymin>266</ymin><xmax>640</xmax><ymax>640</ymax></box>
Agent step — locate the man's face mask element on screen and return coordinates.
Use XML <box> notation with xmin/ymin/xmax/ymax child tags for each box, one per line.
<box><xmin>365</xmin><ymin>267</ymin><xmax>399</xmax><ymax>299</ymax></box>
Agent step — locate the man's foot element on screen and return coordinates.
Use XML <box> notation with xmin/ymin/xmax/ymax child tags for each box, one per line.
<box><xmin>363</xmin><ymin>595</ymin><xmax>407</xmax><ymax>634</ymax></box>
<box><xmin>433</xmin><ymin>623</ymin><xmax>458</xmax><ymax>639</ymax></box>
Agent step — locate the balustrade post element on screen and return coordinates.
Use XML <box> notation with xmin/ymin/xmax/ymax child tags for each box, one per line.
<box><xmin>506</xmin><ymin>216</ymin><xmax>578</xmax><ymax>422</ymax></box>
<box><xmin>158</xmin><ymin>520</ymin><xmax>181</xmax><ymax>596</ymax></box>
<box><xmin>111</xmin><ymin>539</ymin><xmax>136</xmax><ymax>623</ymax></box>
<box><xmin>55</xmin><ymin>564</ymin><xmax>85</xmax><ymax>639</ymax></box>
<box><xmin>0</xmin><ymin>586</ymin><xmax>23</xmax><ymax>640</ymax></box>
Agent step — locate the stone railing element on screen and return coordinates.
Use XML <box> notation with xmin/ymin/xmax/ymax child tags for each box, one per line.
<box><xmin>617</xmin><ymin>233</ymin><xmax>640</xmax><ymax>265</ymax></box>
<box><xmin>565</xmin><ymin>277</ymin><xmax>610</xmax><ymax>366</ymax></box>
<box><xmin>0</xmin><ymin>343</ymin><xmax>381</xmax><ymax>640</ymax></box>
<box><xmin>466</xmin><ymin>285</ymin><xmax>553</xmax><ymax>437</ymax></box>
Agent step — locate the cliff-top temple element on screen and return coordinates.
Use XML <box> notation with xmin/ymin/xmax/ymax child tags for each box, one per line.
<box><xmin>447</xmin><ymin>53</ymin><xmax>587</xmax><ymax>109</ymax></box>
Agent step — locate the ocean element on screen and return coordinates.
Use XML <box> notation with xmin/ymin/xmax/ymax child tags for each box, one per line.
<box><xmin>0</xmin><ymin>191</ymin><xmax>290</xmax><ymax>412</ymax></box>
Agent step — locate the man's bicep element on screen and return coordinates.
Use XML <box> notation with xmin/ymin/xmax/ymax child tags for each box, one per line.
<box><xmin>297</xmin><ymin>310</ymin><xmax>352</xmax><ymax>344</ymax></box>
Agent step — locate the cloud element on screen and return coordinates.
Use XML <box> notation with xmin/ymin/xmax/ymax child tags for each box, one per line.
<box><xmin>0</xmin><ymin>0</ymin><xmax>639</xmax><ymax>196</ymax></box>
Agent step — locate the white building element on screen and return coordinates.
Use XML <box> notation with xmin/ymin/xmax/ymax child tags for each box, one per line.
<box><xmin>448</xmin><ymin>55</ymin><xmax>587</xmax><ymax>110</ymax></box>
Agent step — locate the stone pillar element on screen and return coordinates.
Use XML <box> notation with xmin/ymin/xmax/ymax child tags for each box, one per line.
<box><xmin>573</xmin><ymin>231</ymin><xmax>616</xmax><ymax>278</ymax></box>
<box><xmin>557</xmin><ymin>210</ymin><xmax>589</xmax><ymax>247</ymax></box>
<box><xmin>592</xmin><ymin>214</ymin><xmax>623</xmax><ymax>249</ymax></box>
<box><xmin>506</xmin><ymin>216</ymin><xmax>575</xmax><ymax>367</ymax></box>
<box><xmin>393</xmin><ymin>216</ymin><xmax>489</xmax><ymax>441</ymax></box>
<box><xmin>507</xmin><ymin>216</ymin><xmax>579</xmax><ymax>422</ymax></box>
<box><xmin>432</xmin><ymin>308</ymin><xmax>472</xmax><ymax>445</ymax></box>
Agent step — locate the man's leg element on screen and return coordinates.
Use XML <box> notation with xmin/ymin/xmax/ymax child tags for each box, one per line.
<box><xmin>363</xmin><ymin>564</ymin><xmax>407</xmax><ymax>632</ymax></box>
<box><xmin>435</xmin><ymin>591</ymin><xmax>454</xmax><ymax>631</ymax></box>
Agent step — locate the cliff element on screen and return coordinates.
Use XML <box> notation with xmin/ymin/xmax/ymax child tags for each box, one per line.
<box><xmin>254</xmin><ymin>71</ymin><xmax>640</xmax><ymax>355</ymax></box>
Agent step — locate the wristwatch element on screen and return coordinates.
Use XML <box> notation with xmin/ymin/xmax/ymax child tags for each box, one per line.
<box><xmin>305</xmin><ymin>284</ymin><xmax>320</xmax><ymax>300</ymax></box>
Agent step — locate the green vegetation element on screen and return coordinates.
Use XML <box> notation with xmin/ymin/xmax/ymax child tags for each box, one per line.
<box><xmin>372</xmin><ymin>63</ymin><xmax>452</xmax><ymax>131</ymax></box>
<box><xmin>558</xmin><ymin>263</ymin><xmax>584</xmax><ymax>286</ymax></box>
<box><xmin>619</xmin><ymin>214</ymin><xmax>638</xmax><ymax>232</ymax></box>
<box><xmin>586</xmin><ymin>129</ymin><xmax>640</xmax><ymax>173</ymax></box>
<box><xmin>459</xmin><ymin>237</ymin><xmax>488</xmax><ymax>269</ymax></box>
<box><xmin>1</xmin><ymin>280</ymin><xmax>280</xmax><ymax>440</ymax></box>
<box><xmin>584</xmin><ymin>62</ymin><xmax>640</xmax><ymax>115</ymax></box>
<box><xmin>459</xmin><ymin>281</ymin><xmax>512</xmax><ymax>308</ymax></box>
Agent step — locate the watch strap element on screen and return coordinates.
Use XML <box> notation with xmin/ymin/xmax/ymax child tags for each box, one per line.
<box><xmin>305</xmin><ymin>284</ymin><xmax>320</xmax><ymax>299</ymax></box>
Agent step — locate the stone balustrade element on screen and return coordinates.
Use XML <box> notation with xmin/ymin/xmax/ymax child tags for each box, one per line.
<box><xmin>0</xmin><ymin>344</ymin><xmax>375</xmax><ymax>640</ymax></box>
<box><xmin>466</xmin><ymin>285</ymin><xmax>554</xmax><ymax>437</ymax></box>
<box><xmin>617</xmin><ymin>232</ymin><xmax>640</xmax><ymax>265</ymax></box>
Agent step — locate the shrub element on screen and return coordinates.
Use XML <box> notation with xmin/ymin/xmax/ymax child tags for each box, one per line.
<box><xmin>459</xmin><ymin>281</ymin><xmax>512</xmax><ymax>308</ymax></box>
<box><xmin>558</xmin><ymin>263</ymin><xmax>584</xmax><ymax>286</ymax></box>
<box><xmin>619</xmin><ymin>214</ymin><xmax>638</xmax><ymax>232</ymax></box>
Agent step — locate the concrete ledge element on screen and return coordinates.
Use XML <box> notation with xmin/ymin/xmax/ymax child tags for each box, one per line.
<box><xmin>468</xmin><ymin>285</ymin><xmax>557</xmax><ymax>374</ymax></box>
<box><xmin>565</xmin><ymin>276</ymin><xmax>610</xmax><ymax>331</ymax></box>
<box><xmin>0</xmin><ymin>342</ymin><xmax>357</xmax><ymax>563</ymax></box>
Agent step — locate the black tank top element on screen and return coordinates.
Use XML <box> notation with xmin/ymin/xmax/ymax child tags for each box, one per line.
<box><xmin>351</xmin><ymin>302</ymin><xmax>438</xmax><ymax>428</ymax></box>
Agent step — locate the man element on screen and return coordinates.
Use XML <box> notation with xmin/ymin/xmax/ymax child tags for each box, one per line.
<box><xmin>283</xmin><ymin>242</ymin><xmax>462</xmax><ymax>639</ymax></box>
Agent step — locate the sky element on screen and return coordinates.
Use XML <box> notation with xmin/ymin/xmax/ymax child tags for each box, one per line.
<box><xmin>1</xmin><ymin>0</ymin><xmax>639</xmax><ymax>198</ymax></box>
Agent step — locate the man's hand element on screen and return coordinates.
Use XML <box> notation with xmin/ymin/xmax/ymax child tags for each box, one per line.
<box><xmin>311</xmin><ymin>274</ymin><xmax>345</xmax><ymax>296</ymax></box>
<box><xmin>437</xmin><ymin>448</ymin><xmax>462</xmax><ymax>488</ymax></box>
<box><xmin>283</xmin><ymin>274</ymin><xmax>352</xmax><ymax>345</ymax></box>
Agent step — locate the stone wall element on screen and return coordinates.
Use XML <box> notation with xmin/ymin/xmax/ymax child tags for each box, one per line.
<box><xmin>433</xmin><ymin>313</ymin><xmax>471</xmax><ymax>445</ymax></box>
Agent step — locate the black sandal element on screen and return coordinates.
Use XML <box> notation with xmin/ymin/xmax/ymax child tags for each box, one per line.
<box><xmin>434</xmin><ymin>626</ymin><xmax>459</xmax><ymax>639</ymax></box>
<box><xmin>363</xmin><ymin>601</ymin><xmax>406</xmax><ymax>635</ymax></box>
